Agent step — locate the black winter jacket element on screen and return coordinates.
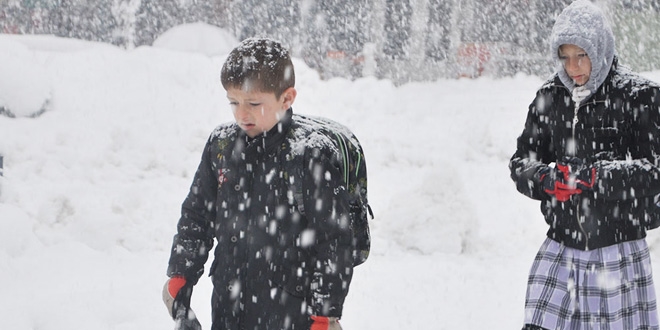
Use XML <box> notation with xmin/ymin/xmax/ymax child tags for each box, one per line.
<box><xmin>167</xmin><ymin>109</ymin><xmax>354</xmax><ymax>329</ymax></box>
<box><xmin>510</xmin><ymin>59</ymin><xmax>660</xmax><ymax>250</ymax></box>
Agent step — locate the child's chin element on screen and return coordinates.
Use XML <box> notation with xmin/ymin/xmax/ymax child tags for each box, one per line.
<box><xmin>241</xmin><ymin>127</ymin><xmax>260</xmax><ymax>137</ymax></box>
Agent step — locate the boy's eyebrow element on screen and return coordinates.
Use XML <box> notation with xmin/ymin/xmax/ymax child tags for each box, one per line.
<box><xmin>226</xmin><ymin>94</ymin><xmax>264</xmax><ymax>102</ymax></box>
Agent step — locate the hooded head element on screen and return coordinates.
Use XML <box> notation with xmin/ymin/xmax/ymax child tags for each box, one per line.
<box><xmin>550</xmin><ymin>0</ymin><xmax>615</xmax><ymax>95</ymax></box>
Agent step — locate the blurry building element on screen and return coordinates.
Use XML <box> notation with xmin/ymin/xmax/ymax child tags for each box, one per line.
<box><xmin>1</xmin><ymin>0</ymin><xmax>660</xmax><ymax>81</ymax></box>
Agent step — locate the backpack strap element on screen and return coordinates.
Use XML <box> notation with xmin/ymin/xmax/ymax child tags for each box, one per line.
<box><xmin>333</xmin><ymin>132</ymin><xmax>351</xmax><ymax>186</ymax></box>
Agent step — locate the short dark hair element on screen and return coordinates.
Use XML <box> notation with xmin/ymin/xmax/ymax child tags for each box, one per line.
<box><xmin>220</xmin><ymin>38</ymin><xmax>295</xmax><ymax>98</ymax></box>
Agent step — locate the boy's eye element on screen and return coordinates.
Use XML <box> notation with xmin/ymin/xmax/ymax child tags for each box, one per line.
<box><xmin>249</xmin><ymin>103</ymin><xmax>261</xmax><ymax>107</ymax></box>
<box><xmin>559</xmin><ymin>54</ymin><xmax>587</xmax><ymax>60</ymax></box>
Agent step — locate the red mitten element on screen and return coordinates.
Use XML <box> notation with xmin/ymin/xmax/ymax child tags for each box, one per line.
<box><xmin>311</xmin><ymin>316</ymin><xmax>341</xmax><ymax>330</ymax></box>
<box><xmin>540</xmin><ymin>167</ymin><xmax>582</xmax><ymax>202</ymax></box>
<box><xmin>168</xmin><ymin>276</ymin><xmax>187</xmax><ymax>297</ymax></box>
<box><xmin>560</xmin><ymin>158</ymin><xmax>597</xmax><ymax>190</ymax></box>
<box><xmin>162</xmin><ymin>276</ymin><xmax>187</xmax><ymax>317</ymax></box>
<box><xmin>545</xmin><ymin>181</ymin><xmax>582</xmax><ymax>202</ymax></box>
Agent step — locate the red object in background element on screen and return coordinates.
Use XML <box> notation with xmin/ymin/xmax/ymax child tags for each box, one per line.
<box><xmin>327</xmin><ymin>50</ymin><xmax>347</xmax><ymax>59</ymax></box>
<box><xmin>456</xmin><ymin>43</ymin><xmax>492</xmax><ymax>78</ymax></box>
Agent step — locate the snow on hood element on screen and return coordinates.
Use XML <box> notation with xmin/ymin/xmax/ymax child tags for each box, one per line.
<box><xmin>550</xmin><ymin>0</ymin><xmax>615</xmax><ymax>95</ymax></box>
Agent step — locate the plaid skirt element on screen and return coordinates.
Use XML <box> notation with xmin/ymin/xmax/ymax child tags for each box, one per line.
<box><xmin>524</xmin><ymin>238</ymin><xmax>659</xmax><ymax>330</ymax></box>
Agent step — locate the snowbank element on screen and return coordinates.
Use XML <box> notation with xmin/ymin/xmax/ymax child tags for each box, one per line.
<box><xmin>2</xmin><ymin>30</ymin><xmax>660</xmax><ymax>330</ymax></box>
<box><xmin>153</xmin><ymin>23</ymin><xmax>239</xmax><ymax>57</ymax></box>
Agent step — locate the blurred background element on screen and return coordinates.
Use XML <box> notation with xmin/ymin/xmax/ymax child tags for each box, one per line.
<box><xmin>1</xmin><ymin>0</ymin><xmax>659</xmax><ymax>84</ymax></box>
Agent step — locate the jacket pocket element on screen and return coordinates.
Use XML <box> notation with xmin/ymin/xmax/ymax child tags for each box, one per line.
<box><xmin>269</xmin><ymin>250</ymin><xmax>311</xmax><ymax>299</ymax></box>
<box><xmin>272</xmin><ymin>272</ymin><xmax>310</xmax><ymax>298</ymax></box>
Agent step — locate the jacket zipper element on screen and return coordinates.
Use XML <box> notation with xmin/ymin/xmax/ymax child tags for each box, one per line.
<box><xmin>572</xmin><ymin>103</ymin><xmax>579</xmax><ymax>137</ymax></box>
<box><xmin>571</xmin><ymin>99</ymin><xmax>589</xmax><ymax>250</ymax></box>
<box><xmin>576</xmin><ymin>202</ymin><xmax>588</xmax><ymax>250</ymax></box>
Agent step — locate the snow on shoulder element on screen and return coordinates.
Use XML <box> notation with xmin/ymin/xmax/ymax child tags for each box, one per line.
<box><xmin>289</xmin><ymin>114</ymin><xmax>358</xmax><ymax>156</ymax></box>
<box><xmin>152</xmin><ymin>22</ymin><xmax>239</xmax><ymax>57</ymax></box>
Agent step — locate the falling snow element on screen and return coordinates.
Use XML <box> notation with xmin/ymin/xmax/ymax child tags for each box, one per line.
<box><xmin>3</xmin><ymin>23</ymin><xmax>660</xmax><ymax>330</ymax></box>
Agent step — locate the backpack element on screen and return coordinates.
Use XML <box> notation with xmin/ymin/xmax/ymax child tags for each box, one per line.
<box><xmin>286</xmin><ymin>114</ymin><xmax>373</xmax><ymax>266</ymax></box>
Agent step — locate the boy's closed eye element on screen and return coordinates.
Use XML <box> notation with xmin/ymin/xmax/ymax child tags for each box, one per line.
<box><xmin>228</xmin><ymin>101</ymin><xmax>262</xmax><ymax>107</ymax></box>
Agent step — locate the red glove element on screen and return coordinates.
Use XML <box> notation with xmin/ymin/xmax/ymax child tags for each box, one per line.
<box><xmin>560</xmin><ymin>158</ymin><xmax>597</xmax><ymax>191</ymax></box>
<box><xmin>540</xmin><ymin>159</ymin><xmax>598</xmax><ymax>202</ymax></box>
<box><xmin>311</xmin><ymin>316</ymin><xmax>341</xmax><ymax>330</ymax></box>
<box><xmin>162</xmin><ymin>276</ymin><xmax>187</xmax><ymax>317</ymax></box>
<box><xmin>544</xmin><ymin>179</ymin><xmax>582</xmax><ymax>202</ymax></box>
<box><xmin>168</xmin><ymin>276</ymin><xmax>187</xmax><ymax>298</ymax></box>
<box><xmin>540</xmin><ymin>165</ymin><xmax>580</xmax><ymax>202</ymax></box>
<box><xmin>163</xmin><ymin>276</ymin><xmax>202</xmax><ymax>330</ymax></box>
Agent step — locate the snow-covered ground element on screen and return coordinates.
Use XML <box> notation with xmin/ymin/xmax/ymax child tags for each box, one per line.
<box><xmin>2</xmin><ymin>25</ymin><xmax>660</xmax><ymax>329</ymax></box>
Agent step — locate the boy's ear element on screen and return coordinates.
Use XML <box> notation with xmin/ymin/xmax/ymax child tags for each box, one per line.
<box><xmin>280</xmin><ymin>87</ymin><xmax>297</xmax><ymax>110</ymax></box>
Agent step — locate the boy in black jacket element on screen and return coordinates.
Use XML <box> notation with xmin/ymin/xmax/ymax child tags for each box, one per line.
<box><xmin>162</xmin><ymin>38</ymin><xmax>356</xmax><ymax>330</ymax></box>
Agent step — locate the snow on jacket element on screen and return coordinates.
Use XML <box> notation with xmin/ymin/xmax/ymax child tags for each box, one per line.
<box><xmin>509</xmin><ymin>58</ymin><xmax>660</xmax><ymax>250</ymax></box>
<box><xmin>167</xmin><ymin>109</ymin><xmax>354</xmax><ymax>327</ymax></box>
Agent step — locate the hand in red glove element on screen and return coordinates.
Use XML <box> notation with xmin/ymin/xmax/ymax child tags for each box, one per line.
<box><xmin>540</xmin><ymin>159</ymin><xmax>597</xmax><ymax>202</ymax></box>
<box><xmin>560</xmin><ymin>157</ymin><xmax>597</xmax><ymax>191</ymax></box>
<box><xmin>163</xmin><ymin>276</ymin><xmax>187</xmax><ymax>317</ymax></box>
<box><xmin>544</xmin><ymin>180</ymin><xmax>582</xmax><ymax>201</ymax></box>
<box><xmin>311</xmin><ymin>316</ymin><xmax>342</xmax><ymax>330</ymax></box>
<box><xmin>540</xmin><ymin>166</ymin><xmax>582</xmax><ymax>202</ymax></box>
<box><xmin>162</xmin><ymin>276</ymin><xmax>202</xmax><ymax>330</ymax></box>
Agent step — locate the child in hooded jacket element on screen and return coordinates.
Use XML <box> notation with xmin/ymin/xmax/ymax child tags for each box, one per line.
<box><xmin>510</xmin><ymin>1</ymin><xmax>660</xmax><ymax>329</ymax></box>
<box><xmin>162</xmin><ymin>38</ymin><xmax>359</xmax><ymax>330</ymax></box>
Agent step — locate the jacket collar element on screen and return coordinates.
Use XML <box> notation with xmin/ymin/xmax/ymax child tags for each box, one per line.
<box><xmin>238</xmin><ymin>108</ymin><xmax>293</xmax><ymax>156</ymax></box>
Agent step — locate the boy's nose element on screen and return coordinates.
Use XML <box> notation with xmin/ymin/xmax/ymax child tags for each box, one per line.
<box><xmin>233</xmin><ymin>105</ymin><xmax>249</xmax><ymax>118</ymax></box>
<box><xmin>566</xmin><ymin>59</ymin><xmax>579</xmax><ymax>70</ymax></box>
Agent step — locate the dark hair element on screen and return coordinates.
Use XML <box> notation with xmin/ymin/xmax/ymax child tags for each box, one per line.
<box><xmin>220</xmin><ymin>38</ymin><xmax>295</xmax><ymax>98</ymax></box>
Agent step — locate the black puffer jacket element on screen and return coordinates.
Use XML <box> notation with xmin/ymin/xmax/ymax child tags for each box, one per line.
<box><xmin>167</xmin><ymin>109</ymin><xmax>353</xmax><ymax>329</ymax></box>
<box><xmin>510</xmin><ymin>59</ymin><xmax>660</xmax><ymax>250</ymax></box>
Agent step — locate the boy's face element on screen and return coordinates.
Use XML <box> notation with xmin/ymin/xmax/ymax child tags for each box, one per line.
<box><xmin>226</xmin><ymin>87</ymin><xmax>297</xmax><ymax>138</ymax></box>
<box><xmin>559</xmin><ymin>44</ymin><xmax>591</xmax><ymax>86</ymax></box>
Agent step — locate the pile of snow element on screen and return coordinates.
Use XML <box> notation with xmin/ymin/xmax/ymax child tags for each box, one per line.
<box><xmin>2</xmin><ymin>28</ymin><xmax>660</xmax><ymax>330</ymax></box>
<box><xmin>0</xmin><ymin>38</ymin><xmax>50</xmax><ymax>117</ymax></box>
<box><xmin>152</xmin><ymin>22</ymin><xmax>239</xmax><ymax>57</ymax></box>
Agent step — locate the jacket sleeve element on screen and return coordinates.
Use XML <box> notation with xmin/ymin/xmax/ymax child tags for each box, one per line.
<box><xmin>509</xmin><ymin>90</ymin><xmax>555</xmax><ymax>200</ymax></box>
<box><xmin>167</xmin><ymin>136</ymin><xmax>218</xmax><ymax>285</ymax></box>
<box><xmin>303</xmin><ymin>147</ymin><xmax>354</xmax><ymax>318</ymax></box>
<box><xmin>594</xmin><ymin>87</ymin><xmax>660</xmax><ymax>200</ymax></box>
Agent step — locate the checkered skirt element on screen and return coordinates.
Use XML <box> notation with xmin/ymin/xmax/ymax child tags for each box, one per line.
<box><xmin>524</xmin><ymin>238</ymin><xmax>659</xmax><ymax>330</ymax></box>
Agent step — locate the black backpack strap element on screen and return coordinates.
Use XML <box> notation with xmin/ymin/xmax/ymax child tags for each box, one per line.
<box><xmin>282</xmin><ymin>138</ymin><xmax>306</xmax><ymax>216</ymax></box>
<box><xmin>333</xmin><ymin>131</ymin><xmax>351</xmax><ymax>186</ymax></box>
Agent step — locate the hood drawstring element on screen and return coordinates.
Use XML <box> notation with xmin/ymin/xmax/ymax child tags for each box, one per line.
<box><xmin>571</xmin><ymin>86</ymin><xmax>591</xmax><ymax>105</ymax></box>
